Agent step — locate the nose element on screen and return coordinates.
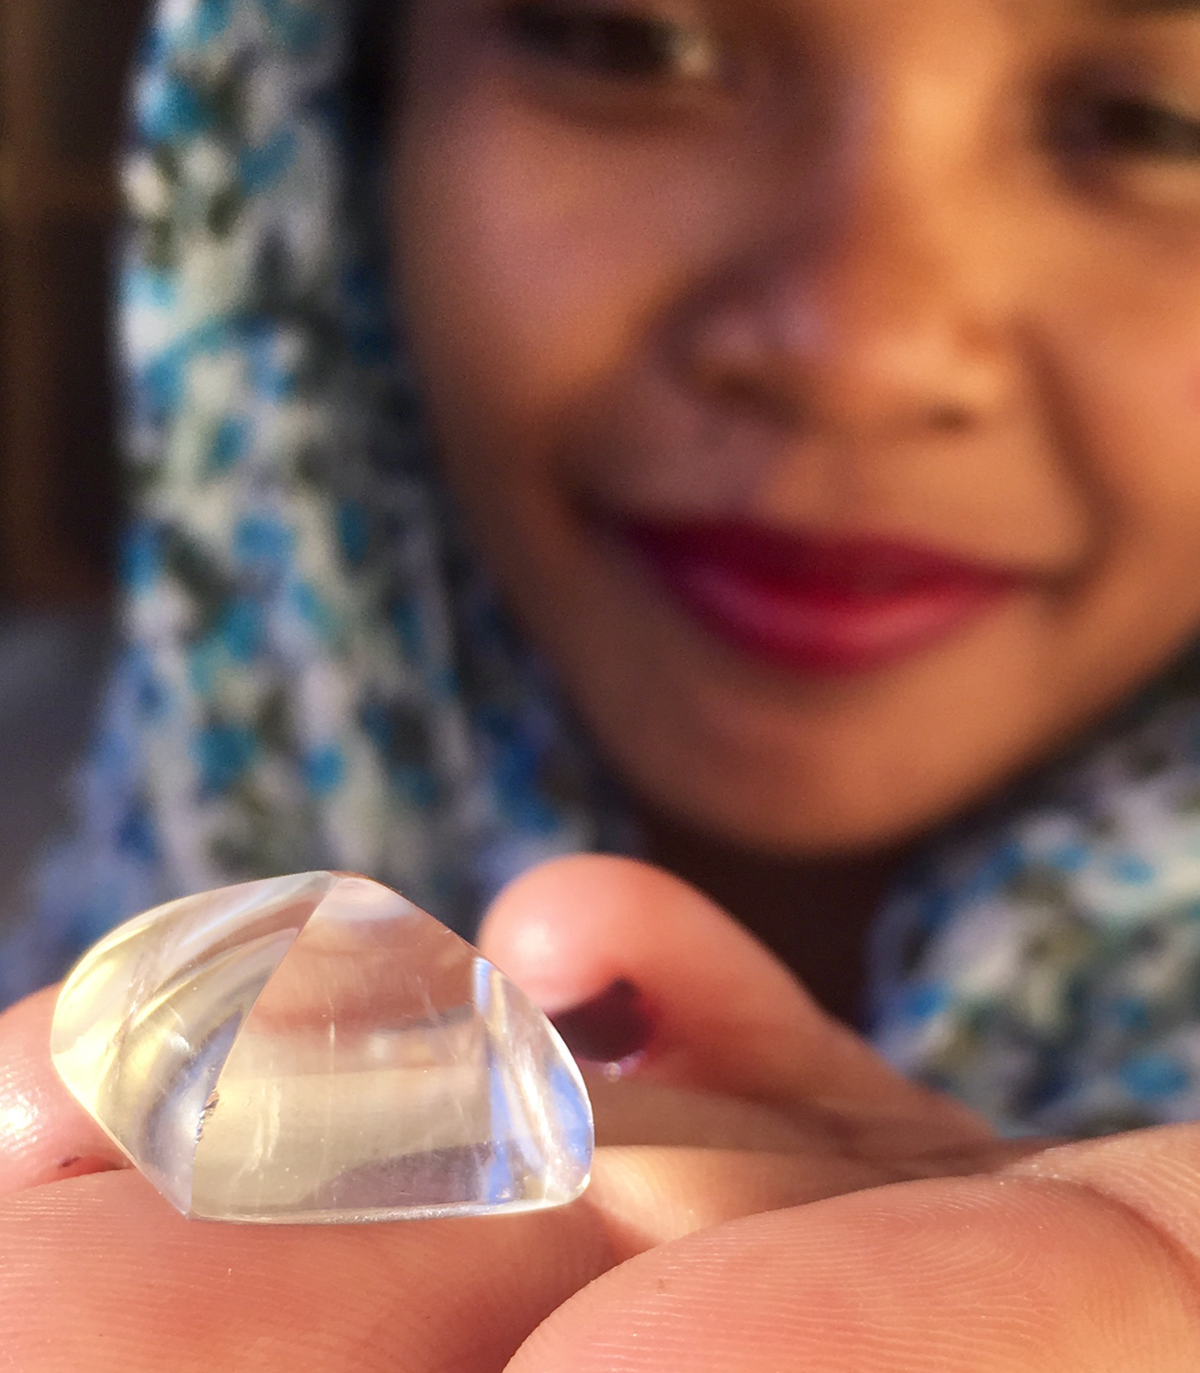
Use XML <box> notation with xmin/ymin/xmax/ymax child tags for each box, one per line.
<box><xmin>681</xmin><ymin>166</ymin><xmax>1018</xmax><ymax>445</ymax></box>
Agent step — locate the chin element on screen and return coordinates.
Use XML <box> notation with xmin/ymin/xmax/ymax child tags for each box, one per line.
<box><xmin>583</xmin><ymin>664</ymin><xmax>1062</xmax><ymax>860</ymax></box>
<box><xmin>596</xmin><ymin>728</ymin><xmax>954</xmax><ymax>857</ymax></box>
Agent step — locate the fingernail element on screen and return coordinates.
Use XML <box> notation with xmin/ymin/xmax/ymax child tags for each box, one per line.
<box><xmin>550</xmin><ymin>979</ymin><xmax>654</xmax><ymax>1073</ymax></box>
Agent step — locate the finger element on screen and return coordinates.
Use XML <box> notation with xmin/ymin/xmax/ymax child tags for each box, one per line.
<box><xmin>0</xmin><ymin>1142</ymin><xmax>865</xmax><ymax>1371</ymax></box>
<box><xmin>1008</xmin><ymin>1123</ymin><xmax>1200</xmax><ymax>1267</ymax></box>
<box><xmin>585</xmin><ymin>1073</ymin><xmax>1048</xmax><ymax>1183</ymax></box>
<box><xmin>0</xmin><ymin>1168</ymin><xmax>612</xmax><ymax>1373</ymax></box>
<box><xmin>479</xmin><ymin>856</ymin><xmax>991</xmax><ymax>1149</ymax></box>
<box><xmin>0</xmin><ymin>986</ymin><xmax>127</xmax><ymax>1196</ymax></box>
<box><xmin>508</xmin><ymin>1142</ymin><xmax>1200</xmax><ymax>1373</ymax></box>
<box><xmin>584</xmin><ymin>1075</ymin><xmax>853</xmax><ymax>1151</ymax></box>
<box><xmin>589</xmin><ymin>1146</ymin><xmax>904</xmax><ymax>1259</ymax></box>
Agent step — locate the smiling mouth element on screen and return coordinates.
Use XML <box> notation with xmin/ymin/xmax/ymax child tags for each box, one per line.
<box><xmin>606</xmin><ymin>517</ymin><xmax>1027</xmax><ymax>676</ymax></box>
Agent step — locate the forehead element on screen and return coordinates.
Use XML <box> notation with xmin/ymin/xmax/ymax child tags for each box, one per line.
<box><xmin>811</xmin><ymin>0</ymin><xmax>1200</xmax><ymax>28</ymax></box>
<box><xmin>702</xmin><ymin>0</ymin><xmax>1200</xmax><ymax>68</ymax></box>
<box><xmin>399</xmin><ymin>0</ymin><xmax>1200</xmax><ymax>101</ymax></box>
<box><xmin>741</xmin><ymin>0</ymin><xmax>1200</xmax><ymax>62</ymax></box>
<box><xmin>731</xmin><ymin>0</ymin><xmax>1200</xmax><ymax>33</ymax></box>
<box><xmin>823</xmin><ymin>0</ymin><xmax>1200</xmax><ymax>14</ymax></box>
<box><xmin>402</xmin><ymin>0</ymin><xmax>1200</xmax><ymax>59</ymax></box>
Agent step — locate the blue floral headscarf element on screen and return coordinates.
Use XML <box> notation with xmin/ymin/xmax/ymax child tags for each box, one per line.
<box><xmin>10</xmin><ymin>0</ymin><xmax>1200</xmax><ymax>1139</ymax></box>
<box><xmin>6</xmin><ymin>0</ymin><xmax>628</xmax><ymax>985</ymax></box>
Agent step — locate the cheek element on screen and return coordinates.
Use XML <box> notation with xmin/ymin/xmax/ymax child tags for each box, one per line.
<box><xmin>1045</xmin><ymin>315</ymin><xmax>1200</xmax><ymax>695</ymax></box>
<box><xmin>1032</xmin><ymin>213</ymin><xmax>1200</xmax><ymax>543</ymax></box>
<box><xmin>1085</xmin><ymin>359</ymin><xmax>1200</xmax><ymax>542</ymax></box>
<box><xmin>392</xmin><ymin>99</ymin><xmax>757</xmax><ymax>507</ymax></box>
<box><xmin>397</xmin><ymin>132</ymin><xmax>643</xmax><ymax>455</ymax></box>
<box><xmin>1187</xmin><ymin>368</ymin><xmax>1200</xmax><ymax>412</ymax></box>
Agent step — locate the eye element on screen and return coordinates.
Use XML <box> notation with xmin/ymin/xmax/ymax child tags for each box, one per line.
<box><xmin>498</xmin><ymin>1</ymin><xmax>717</xmax><ymax>83</ymax></box>
<box><xmin>1052</xmin><ymin>91</ymin><xmax>1200</xmax><ymax>161</ymax></box>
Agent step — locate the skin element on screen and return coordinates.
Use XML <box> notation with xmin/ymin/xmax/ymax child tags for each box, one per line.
<box><xmin>394</xmin><ymin>0</ymin><xmax>1200</xmax><ymax>865</ymax></box>
<box><xmin>393</xmin><ymin>0</ymin><xmax>1200</xmax><ymax>1019</ymax></box>
<box><xmin>2</xmin><ymin>856</ymin><xmax>1200</xmax><ymax>1371</ymax></box>
<box><xmin>10</xmin><ymin>0</ymin><xmax>1200</xmax><ymax>1366</ymax></box>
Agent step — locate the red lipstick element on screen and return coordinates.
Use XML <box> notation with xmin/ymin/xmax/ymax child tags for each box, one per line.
<box><xmin>616</xmin><ymin>520</ymin><xmax>1023</xmax><ymax>675</ymax></box>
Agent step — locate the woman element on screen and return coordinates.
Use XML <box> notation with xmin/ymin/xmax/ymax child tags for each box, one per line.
<box><xmin>6</xmin><ymin>0</ymin><xmax>1200</xmax><ymax>1365</ymax></box>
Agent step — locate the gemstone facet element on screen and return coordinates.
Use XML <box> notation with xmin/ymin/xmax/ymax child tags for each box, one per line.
<box><xmin>52</xmin><ymin>873</ymin><xmax>593</xmax><ymax>1223</ymax></box>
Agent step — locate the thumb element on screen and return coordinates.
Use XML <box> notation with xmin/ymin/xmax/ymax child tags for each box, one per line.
<box><xmin>478</xmin><ymin>856</ymin><xmax>990</xmax><ymax>1149</ymax></box>
<box><xmin>506</xmin><ymin>1126</ymin><xmax>1200</xmax><ymax>1373</ymax></box>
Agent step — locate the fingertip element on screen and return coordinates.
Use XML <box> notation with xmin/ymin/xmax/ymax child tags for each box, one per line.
<box><xmin>479</xmin><ymin>855</ymin><xmax>901</xmax><ymax>1109</ymax></box>
<box><xmin>478</xmin><ymin>856</ymin><xmax>678</xmax><ymax>1012</ymax></box>
<box><xmin>508</xmin><ymin>1171</ymin><xmax>1200</xmax><ymax>1373</ymax></box>
<box><xmin>0</xmin><ymin>984</ymin><xmax>128</xmax><ymax>1195</ymax></box>
<box><xmin>479</xmin><ymin>855</ymin><xmax>776</xmax><ymax>1087</ymax></box>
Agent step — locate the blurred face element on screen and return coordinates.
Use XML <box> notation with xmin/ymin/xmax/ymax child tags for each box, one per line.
<box><xmin>392</xmin><ymin>0</ymin><xmax>1200</xmax><ymax>854</ymax></box>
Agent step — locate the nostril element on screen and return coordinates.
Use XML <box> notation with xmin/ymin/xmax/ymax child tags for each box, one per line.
<box><xmin>929</xmin><ymin>403</ymin><xmax>973</xmax><ymax>433</ymax></box>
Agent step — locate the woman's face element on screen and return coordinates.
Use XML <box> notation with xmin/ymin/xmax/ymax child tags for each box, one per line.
<box><xmin>393</xmin><ymin>0</ymin><xmax>1200</xmax><ymax>854</ymax></box>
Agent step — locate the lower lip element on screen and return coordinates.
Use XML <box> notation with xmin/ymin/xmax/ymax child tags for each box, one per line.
<box><xmin>617</xmin><ymin>525</ymin><xmax>1022</xmax><ymax>676</ymax></box>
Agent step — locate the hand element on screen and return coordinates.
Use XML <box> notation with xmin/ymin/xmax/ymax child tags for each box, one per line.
<box><xmin>0</xmin><ymin>857</ymin><xmax>1179</xmax><ymax>1371</ymax></box>
<box><xmin>490</xmin><ymin>865</ymin><xmax>1200</xmax><ymax>1373</ymax></box>
<box><xmin>481</xmin><ymin>857</ymin><xmax>1035</xmax><ymax>1228</ymax></box>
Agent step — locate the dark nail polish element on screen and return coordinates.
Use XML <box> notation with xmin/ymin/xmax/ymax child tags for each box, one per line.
<box><xmin>550</xmin><ymin>978</ymin><xmax>653</xmax><ymax>1069</ymax></box>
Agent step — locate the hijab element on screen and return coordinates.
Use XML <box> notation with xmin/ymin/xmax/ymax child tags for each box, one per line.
<box><xmin>5</xmin><ymin>0</ymin><xmax>627</xmax><ymax>990</ymax></box>
<box><xmin>12</xmin><ymin>0</ymin><xmax>1200</xmax><ymax>1138</ymax></box>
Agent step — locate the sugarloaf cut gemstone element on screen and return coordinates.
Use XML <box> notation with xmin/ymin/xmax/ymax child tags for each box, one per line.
<box><xmin>51</xmin><ymin>873</ymin><xmax>593</xmax><ymax>1223</ymax></box>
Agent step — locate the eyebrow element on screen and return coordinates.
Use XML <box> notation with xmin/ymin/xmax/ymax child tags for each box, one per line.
<box><xmin>1101</xmin><ymin>0</ymin><xmax>1200</xmax><ymax>12</ymax></box>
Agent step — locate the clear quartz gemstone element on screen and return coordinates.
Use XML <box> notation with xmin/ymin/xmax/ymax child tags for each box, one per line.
<box><xmin>51</xmin><ymin>873</ymin><xmax>593</xmax><ymax>1223</ymax></box>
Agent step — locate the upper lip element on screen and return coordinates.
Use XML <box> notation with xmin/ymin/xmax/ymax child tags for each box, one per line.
<box><xmin>603</xmin><ymin>516</ymin><xmax>1030</xmax><ymax>595</ymax></box>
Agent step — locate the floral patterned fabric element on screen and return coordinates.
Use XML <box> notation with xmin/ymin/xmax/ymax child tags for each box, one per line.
<box><xmin>2</xmin><ymin>0</ymin><xmax>627</xmax><ymax>1000</ymax></box>
<box><xmin>9</xmin><ymin>0</ymin><xmax>1200</xmax><ymax>1138</ymax></box>
<box><xmin>871</xmin><ymin>671</ymin><xmax>1200</xmax><ymax>1136</ymax></box>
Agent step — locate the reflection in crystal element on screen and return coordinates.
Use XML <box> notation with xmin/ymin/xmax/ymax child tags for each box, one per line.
<box><xmin>52</xmin><ymin>873</ymin><xmax>593</xmax><ymax>1223</ymax></box>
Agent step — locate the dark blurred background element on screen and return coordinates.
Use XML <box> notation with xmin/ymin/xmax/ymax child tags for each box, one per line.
<box><xmin>0</xmin><ymin>0</ymin><xmax>147</xmax><ymax>929</ymax></box>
